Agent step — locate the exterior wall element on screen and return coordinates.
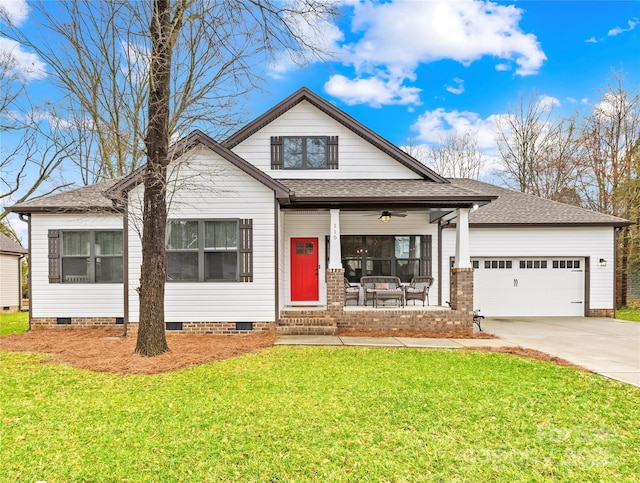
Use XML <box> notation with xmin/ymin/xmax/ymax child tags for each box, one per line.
<box><xmin>281</xmin><ymin>210</ymin><xmax>440</xmax><ymax>307</ymax></box>
<box><xmin>127</xmin><ymin>146</ymin><xmax>277</xmax><ymax>324</ymax></box>
<box><xmin>441</xmin><ymin>226</ymin><xmax>616</xmax><ymax>314</ymax></box>
<box><xmin>231</xmin><ymin>101</ymin><xmax>421</xmax><ymax>180</ymax></box>
<box><xmin>30</xmin><ymin>214</ymin><xmax>124</xmax><ymax>319</ymax></box>
<box><xmin>0</xmin><ymin>253</ymin><xmax>22</xmax><ymax>312</ymax></box>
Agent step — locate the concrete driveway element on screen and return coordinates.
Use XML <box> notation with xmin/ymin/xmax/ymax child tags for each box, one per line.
<box><xmin>482</xmin><ymin>317</ymin><xmax>640</xmax><ymax>387</ymax></box>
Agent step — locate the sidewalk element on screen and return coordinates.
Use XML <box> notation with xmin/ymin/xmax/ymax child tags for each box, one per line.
<box><xmin>275</xmin><ymin>335</ymin><xmax>516</xmax><ymax>349</ymax></box>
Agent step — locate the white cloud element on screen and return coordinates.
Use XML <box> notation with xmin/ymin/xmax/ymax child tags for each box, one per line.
<box><xmin>585</xmin><ymin>36</ymin><xmax>598</xmax><ymax>43</ymax></box>
<box><xmin>537</xmin><ymin>94</ymin><xmax>560</xmax><ymax>111</ymax></box>
<box><xmin>0</xmin><ymin>37</ymin><xmax>46</xmax><ymax>81</ymax></box>
<box><xmin>344</xmin><ymin>0</ymin><xmax>545</xmax><ymax>75</ymax></box>
<box><xmin>325</xmin><ymin>0</ymin><xmax>545</xmax><ymax>106</ymax></box>
<box><xmin>608</xmin><ymin>19</ymin><xmax>638</xmax><ymax>36</ymax></box>
<box><xmin>324</xmin><ymin>74</ymin><xmax>421</xmax><ymax>107</ymax></box>
<box><xmin>445</xmin><ymin>77</ymin><xmax>464</xmax><ymax>95</ymax></box>
<box><xmin>0</xmin><ymin>0</ymin><xmax>29</xmax><ymax>26</ymax></box>
<box><xmin>411</xmin><ymin>108</ymin><xmax>503</xmax><ymax>151</ymax></box>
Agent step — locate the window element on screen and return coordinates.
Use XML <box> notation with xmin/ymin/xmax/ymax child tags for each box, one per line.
<box><xmin>553</xmin><ymin>260</ymin><xmax>581</xmax><ymax>269</ymax></box>
<box><xmin>519</xmin><ymin>260</ymin><xmax>548</xmax><ymax>269</ymax></box>
<box><xmin>271</xmin><ymin>136</ymin><xmax>338</xmax><ymax>170</ymax></box>
<box><xmin>60</xmin><ymin>230</ymin><xmax>123</xmax><ymax>283</ymax></box>
<box><xmin>340</xmin><ymin>235</ymin><xmax>431</xmax><ymax>283</ymax></box>
<box><xmin>484</xmin><ymin>260</ymin><xmax>513</xmax><ymax>269</ymax></box>
<box><xmin>166</xmin><ymin>220</ymin><xmax>242</xmax><ymax>282</ymax></box>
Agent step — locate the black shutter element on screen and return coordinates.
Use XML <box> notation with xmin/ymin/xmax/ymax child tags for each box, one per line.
<box><xmin>239</xmin><ymin>219</ymin><xmax>253</xmax><ymax>282</ymax></box>
<box><xmin>327</xmin><ymin>136</ymin><xmax>338</xmax><ymax>169</ymax></box>
<box><xmin>270</xmin><ymin>136</ymin><xmax>283</xmax><ymax>169</ymax></box>
<box><xmin>48</xmin><ymin>229</ymin><xmax>61</xmax><ymax>283</ymax></box>
<box><xmin>421</xmin><ymin>235</ymin><xmax>432</xmax><ymax>276</ymax></box>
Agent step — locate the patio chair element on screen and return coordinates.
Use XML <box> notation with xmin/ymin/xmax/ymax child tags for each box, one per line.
<box><xmin>405</xmin><ymin>276</ymin><xmax>433</xmax><ymax>306</ymax></box>
<box><xmin>344</xmin><ymin>277</ymin><xmax>360</xmax><ymax>305</ymax></box>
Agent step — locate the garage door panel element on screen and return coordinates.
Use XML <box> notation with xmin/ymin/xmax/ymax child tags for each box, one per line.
<box><xmin>473</xmin><ymin>258</ymin><xmax>585</xmax><ymax>317</ymax></box>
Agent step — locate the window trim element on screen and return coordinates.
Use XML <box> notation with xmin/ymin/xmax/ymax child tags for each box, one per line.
<box><xmin>166</xmin><ymin>219</ymin><xmax>241</xmax><ymax>283</ymax></box>
<box><xmin>59</xmin><ymin>229</ymin><xmax>123</xmax><ymax>284</ymax></box>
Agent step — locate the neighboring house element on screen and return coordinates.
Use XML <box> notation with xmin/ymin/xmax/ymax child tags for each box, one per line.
<box><xmin>0</xmin><ymin>232</ymin><xmax>27</xmax><ymax>313</ymax></box>
<box><xmin>9</xmin><ymin>88</ymin><xmax>631</xmax><ymax>334</ymax></box>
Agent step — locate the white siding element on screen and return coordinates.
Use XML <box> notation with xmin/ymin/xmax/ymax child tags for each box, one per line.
<box><xmin>0</xmin><ymin>254</ymin><xmax>21</xmax><ymax>307</ymax></box>
<box><xmin>232</xmin><ymin>101</ymin><xmax>421</xmax><ymax>180</ymax></box>
<box><xmin>281</xmin><ymin>210</ymin><xmax>439</xmax><ymax>305</ymax></box>
<box><xmin>127</xmin><ymin>147</ymin><xmax>277</xmax><ymax>323</ymax></box>
<box><xmin>30</xmin><ymin>214</ymin><xmax>124</xmax><ymax>318</ymax></box>
<box><xmin>441</xmin><ymin>226</ymin><xmax>616</xmax><ymax>313</ymax></box>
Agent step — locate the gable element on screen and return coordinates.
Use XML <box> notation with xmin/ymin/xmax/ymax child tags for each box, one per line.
<box><xmin>224</xmin><ymin>87</ymin><xmax>447</xmax><ymax>182</ymax></box>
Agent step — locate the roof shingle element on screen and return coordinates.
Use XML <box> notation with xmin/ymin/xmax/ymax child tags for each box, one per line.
<box><xmin>450</xmin><ymin>178</ymin><xmax>631</xmax><ymax>227</ymax></box>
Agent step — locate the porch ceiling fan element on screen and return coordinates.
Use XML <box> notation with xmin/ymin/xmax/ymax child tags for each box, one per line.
<box><xmin>372</xmin><ymin>210</ymin><xmax>407</xmax><ymax>222</ymax></box>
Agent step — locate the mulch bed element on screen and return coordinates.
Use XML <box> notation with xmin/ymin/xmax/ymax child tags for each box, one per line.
<box><xmin>0</xmin><ymin>328</ymin><xmax>277</xmax><ymax>375</ymax></box>
<box><xmin>1</xmin><ymin>327</ymin><xmax>587</xmax><ymax>374</ymax></box>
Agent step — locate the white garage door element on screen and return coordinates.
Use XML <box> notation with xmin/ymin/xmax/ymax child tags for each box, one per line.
<box><xmin>473</xmin><ymin>258</ymin><xmax>585</xmax><ymax>317</ymax></box>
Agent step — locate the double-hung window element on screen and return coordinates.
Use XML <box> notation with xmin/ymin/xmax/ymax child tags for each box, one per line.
<box><xmin>283</xmin><ymin>136</ymin><xmax>328</xmax><ymax>169</ymax></box>
<box><xmin>60</xmin><ymin>230</ymin><xmax>123</xmax><ymax>283</ymax></box>
<box><xmin>271</xmin><ymin>136</ymin><xmax>338</xmax><ymax>170</ymax></box>
<box><xmin>166</xmin><ymin>220</ymin><xmax>239</xmax><ymax>282</ymax></box>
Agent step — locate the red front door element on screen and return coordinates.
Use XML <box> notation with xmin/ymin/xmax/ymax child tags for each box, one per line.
<box><xmin>290</xmin><ymin>238</ymin><xmax>319</xmax><ymax>301</ymax></box>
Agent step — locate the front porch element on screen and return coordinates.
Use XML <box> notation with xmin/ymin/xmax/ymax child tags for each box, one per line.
<box><xmin>277</xmin><ymin>268</ymin><xmax>474</xmax><ymax>336</ymax></box>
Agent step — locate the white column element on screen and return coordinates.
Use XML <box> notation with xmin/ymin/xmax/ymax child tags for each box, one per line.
<box><xmin>328</xmin><ymin>209</ymin><xmax>342</xmax><ymax>269</ymax></box>
<box><xmin>454</xmin><ymin>207</ymin><xmax>471</xmax><ymax>268</ymax></box>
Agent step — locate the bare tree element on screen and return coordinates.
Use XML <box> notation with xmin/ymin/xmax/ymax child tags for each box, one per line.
<box><xmin>576</xmin><ymin>74</ymin><xmax>640</xmax><ymax>306</ymax></box>
<box><xmin>418</xmin><ymin>131</ymin><xmax>484</xmax><ymax>179</ymax></box>
<box><xmin>135</xmin><ymin>0</ymin><xmax>336</xmax><ymax>355</ymax></box>
<box><xmin>495</xmin><ymin>91</ymin><xmax>581</xmax><ymax>200</ymax></box>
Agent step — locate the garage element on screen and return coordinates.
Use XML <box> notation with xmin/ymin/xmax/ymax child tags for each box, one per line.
<box><xmin>472</xmin><ymin>258</ymin><xmax>586</xmax><ymax>317</ymax></box>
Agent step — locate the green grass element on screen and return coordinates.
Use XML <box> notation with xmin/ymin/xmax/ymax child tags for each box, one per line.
<box><xmin>0</xmin><ymin>311</ymin><xmax>28</xmax><ymax>335</ymax></box>
<box><xmin>616</xmin><ymin>306</ymin><xmax>640</xmax><ymax>322</ymax></box>
<box><xmin>1</xmin><ymin>347</ymin><xmax>639</xmax><ymax>482</ymax></box>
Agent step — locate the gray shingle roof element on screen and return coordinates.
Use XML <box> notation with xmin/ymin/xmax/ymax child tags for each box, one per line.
<box><xmin>450</xmin><ymin>178</ymin><xmax>631</xmax><ymax>227</ymax></box>
<box><xmin>9</xmin><ymin>178</ymin><xmax>122</xmax><ymax>213</ymax></box>
<box><xmin>0</xmin><ymin>232</ymin><xmax>27</xmax><ymax>255</ymax></box>
<box><xmin>282</xmin><ymin>179</ymin><xmax>493</xmax><ymax>203</ymax></box>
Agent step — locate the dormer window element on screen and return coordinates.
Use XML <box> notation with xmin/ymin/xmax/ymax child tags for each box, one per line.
<box><xmin>271</xmin><ymin>136</ymin><xmax>338</xmax><ymax>170</ymax></box>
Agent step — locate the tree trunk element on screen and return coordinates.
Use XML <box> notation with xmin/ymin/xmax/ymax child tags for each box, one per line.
<box><xmin>135</xmin><ymin>0</ymin><xmax>174</xmax><ymax>356</ymax></box>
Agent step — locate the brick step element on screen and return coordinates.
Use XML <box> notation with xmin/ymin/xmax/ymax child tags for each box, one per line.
<box><xmin>278</xmin><ymin>316</ymin><xmax>336</xmax><ymax>327</ymax></box>
<box><xmin>276</xmin><ymin>325</ymin><xmax>338</xmax><ymax>336</ymax></box>
<box><xmin>280</xmin><ymin>309</ymin><xmax>328</xmax><ymax>319</ymax></box>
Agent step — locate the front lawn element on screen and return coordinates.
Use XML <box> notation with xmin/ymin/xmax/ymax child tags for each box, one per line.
<box><xmin>1</xmin><ymin>346</ymin><xmax>639</xmax><ymax>481</ymax></box>
<box><xmin>0</xmin><ymin>311</ymin><xmax>28</xmax><ymax>335</ymax></box>
<box><xmin>616</xmin><ymin>306</ymin><xmax>640</xmax><ymax>322</ymax></box>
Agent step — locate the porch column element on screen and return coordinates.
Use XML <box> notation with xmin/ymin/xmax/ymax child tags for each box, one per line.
<box><xmin>328</xmin><ymin>209</ymin><xmax>342</xmax><ymax>269</ymax></box>
<box><xmin>454</xmin><ymin>207</ymin><xmax>471</xmax><ymax>269</ymax></box>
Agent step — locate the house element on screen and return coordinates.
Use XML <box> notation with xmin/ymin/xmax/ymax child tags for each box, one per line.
<box><xmin>8</xmin><ymin>88</ymin><xmax>630</xmax><ymax>334</ymax></box>
<box><xmin>0</xmin><ymin>232</ymin><xmax>27</xmax><ymax>313</ymax></box>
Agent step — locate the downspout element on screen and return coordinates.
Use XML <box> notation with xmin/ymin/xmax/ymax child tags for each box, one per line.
<box><xmin>18</xmin><ymin>213</ymin><xmax>32</xmax><ymax>331</ymax></box>
<box><xmin>437</xmin><ymin>219</ymin><xmax>443</xmax><ymax>307</ymax></box>
<box><xmin>121</xmin><ymin>195</ymin><xmax>130</xmax><ymax>337</ymax></box>
<box><xmin>274</xmin><ymin>195</ymin><xmax>280</xmax><ymax>326</ymax></box>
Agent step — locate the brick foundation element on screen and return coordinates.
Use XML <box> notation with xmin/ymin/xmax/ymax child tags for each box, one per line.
<box><xmin>1</xmin><ymin>305</ymin><xmax>21</xmax><ymax>314</ymax></box>
<box><xmin>31</xmin><ymin>317</ymin><xmax>274</xmax><ymax>334</ymax></box>
<box><xmin>588</xmin><ymin>309</ymin><xmax>615</xmax><ymax>318</ymax></box>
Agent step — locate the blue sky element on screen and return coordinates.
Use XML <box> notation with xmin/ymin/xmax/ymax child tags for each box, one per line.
<box><xmin>1</xmin><ymin>0</ymin><xmax>638</xmax><ymax>206</ymax></box>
